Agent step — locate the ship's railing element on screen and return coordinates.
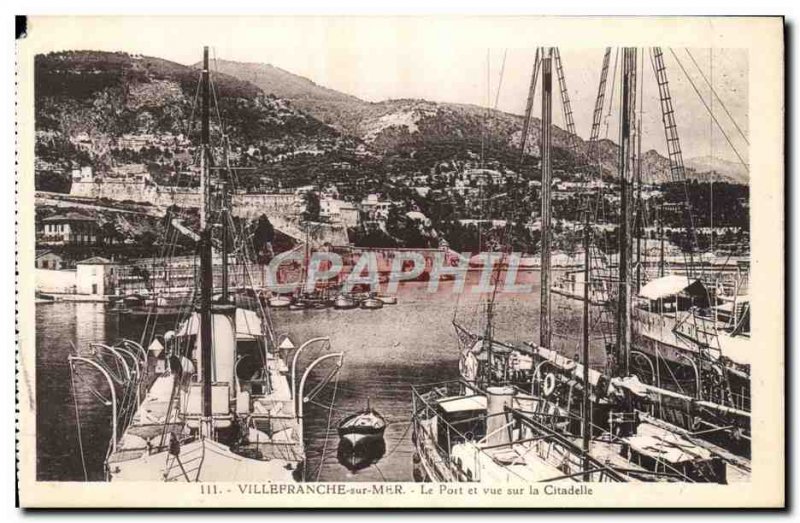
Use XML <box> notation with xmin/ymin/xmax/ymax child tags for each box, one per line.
<box><xmin>410</xmin><ymin>380</ymin><xmax>604</xmax><ymax>482</ymax></box>
<box><xmin>504</xmin><ymin>407</ymin><xmax>630</xmax><ymax>483</ymax></box>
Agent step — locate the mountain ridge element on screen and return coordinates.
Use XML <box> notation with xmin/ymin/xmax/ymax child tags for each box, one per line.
<box><xmin>209</xmin><ymin>58</ymin><xmax>748</xmax><ymax>184</ymax></box>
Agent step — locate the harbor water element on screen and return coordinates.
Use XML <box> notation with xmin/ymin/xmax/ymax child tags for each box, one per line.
<box><xmin>35</xmin><ymin>270</ymin><xmax>609</xmax><ymax>482</ymax></box>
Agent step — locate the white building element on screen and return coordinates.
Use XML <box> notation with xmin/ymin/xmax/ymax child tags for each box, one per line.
<box><xmin>320</xmin><ymin>197</ymin><xmax>360</xmax><ymax>228</ymax></box>
<box><xmin>76</xmin><ymin>257</ymin><xmax>118</xmax><ymax>296</ymax></box>
<box><xmin>360</xmin><ymin>194</ymin><xmax>394</xmax><ymax>221</ymax></box>
<box><xmin>71</xmin><ymin>166</ymin><xmax>94</xmax><ymax>183</ymax></box>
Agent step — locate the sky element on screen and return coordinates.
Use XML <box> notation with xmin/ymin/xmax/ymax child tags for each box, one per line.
<box><xmin>27</xmin><ymin>16</ymin><xmax>749</xmax><ymax>165</ymax></box>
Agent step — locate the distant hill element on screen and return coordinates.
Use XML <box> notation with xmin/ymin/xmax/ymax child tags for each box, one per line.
<box><xmin>200</xmin><ymin>59</ymin><xmax>370</xmax><ymax>132</ymax></box>
<box><xmin>213</xmin><ymin>59</ymin><xmax>750</xmax><ymax>185</ymax></box>
<box><xmin>34</xmin><ymin>51</ymin><xmax>340</xmax><ymax>191</ymax></box>
<box><xmin>684</xmin><ymin>155</ymin><xmax>749</xmax><ymax>184</ymax></box>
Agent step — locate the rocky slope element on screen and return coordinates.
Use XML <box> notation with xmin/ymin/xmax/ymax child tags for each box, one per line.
<box><xmin>34</xmin><ymin>51</ymin><xmax>342</xmax><ymax>191</ymax></box>
<box><xmin>214</xmin><ymin>58</ymin><xmax>749</xmax><ymax>184</ymax></box>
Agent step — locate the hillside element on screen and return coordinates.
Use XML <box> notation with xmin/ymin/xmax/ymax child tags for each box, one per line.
<box><xmin>201</xmin><ymin>59</ymin><xmax>370</xmax><ymax>132</ymax></box>
<box><xmin>212</xmin><ymin>59</ymin><xmax>747</xmax><ymax>184</ymax></box>
<box><xmin>685</xmin><ymin>155</ymin><xmax>749</xmax><ymax>184</ymax></box>
<box><xmin>34</xmin><ymin>51</ymin><xmax>342</xmax><ymax>191</ymax></box>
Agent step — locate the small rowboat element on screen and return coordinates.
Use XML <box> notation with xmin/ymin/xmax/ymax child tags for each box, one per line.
<box><xmin>288</xmin><ymin>300</ymin><xmax>309</xmax><ymax>311</ymax></box>
<box><xmin>360</xmin><ymin>295</ymin><xmax>384</xmax><ymax>310</ymax></box>
<box><xmin>333</xmin><ymin>294</ymin><xmax>357</xmax><ymax>309</ymax></box>
<box><xmin>376</xmin><ymin>294</ymin><xmax>397</xmax><ymax>305</ymax></box>
<box><xmin>337</xmin><ymin>403</ymin><xmax>386</xmax><ymax>445</ymax></box>
<box><xmin>268</xmin><ymin>295</ymin><xmax>292</xmax><ymax>308</ymax></box>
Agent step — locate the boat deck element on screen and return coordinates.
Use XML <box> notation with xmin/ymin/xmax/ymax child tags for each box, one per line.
<box><xmin>246</xmin><ymin>352</ymin><xmax>305</xmax><ymax>463</ymax></box>
<box><xmin>107</xmin><ymin>350</ymin><xmax>305</xmax><ymax>477</ymax></box>
<box><xmin>107</xmin><ymin>374</ymin><xmax>181</xmax><ymax>467</ymax></box>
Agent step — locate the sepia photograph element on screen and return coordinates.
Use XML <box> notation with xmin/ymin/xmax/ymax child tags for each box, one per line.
<box><xmin>14</xmin><ymin>15</ymin><xmax>784</xmax><ymax>508</ymax></box>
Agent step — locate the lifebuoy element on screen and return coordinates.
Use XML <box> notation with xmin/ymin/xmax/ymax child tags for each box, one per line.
<box><xmin>543</xmin><ymin>373</ymin><xmax>556</xmax><ymax>397</ymax></box>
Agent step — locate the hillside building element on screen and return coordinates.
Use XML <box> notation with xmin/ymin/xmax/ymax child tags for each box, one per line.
<box><xmin>39</xmin><ymin>212</ymin><xmax>99</xmax><ymax>246</ymax></box>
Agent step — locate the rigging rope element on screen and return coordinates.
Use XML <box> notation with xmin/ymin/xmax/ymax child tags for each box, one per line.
<box><xmin>69</xmin><ymin>362</ymin><xmax>89</xmax><ymax>481</ymax></box>
<box><xmin>668</xmin><ymin>49</ymin><xmax>749</xmax><ymax>170</ymax></box>
<box><xmin>315</xmin><ymin>372</ymin><xmax>340</xmax><ymax>481</ymax></box>
<box><xmin>684</xmin><ymin>49</ymin><xmax>749</xmax><ymax>146</ymax></box>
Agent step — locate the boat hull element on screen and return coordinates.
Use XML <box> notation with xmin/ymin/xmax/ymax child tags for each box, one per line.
<box><xmin>360</xmin><ymin>298</ymin><xmax>383</xmax><ymax>310</ymax></box>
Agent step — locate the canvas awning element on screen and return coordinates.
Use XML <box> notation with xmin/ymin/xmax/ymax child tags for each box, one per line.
<box><xmin>638</xmin><ymin>275</ymin><xmax>706</xmax><ymax>300</ymax></box>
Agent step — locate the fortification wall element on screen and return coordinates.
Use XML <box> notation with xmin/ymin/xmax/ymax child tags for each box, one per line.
<box><xmin>70</xmin><ymin>181</ymin><xmax>350</xmax><ymax>245</ymax></box>
<box><xmin>71</xmin><ymin>181</ymin><xmax>298</xmax><ymax>219</ymax></box>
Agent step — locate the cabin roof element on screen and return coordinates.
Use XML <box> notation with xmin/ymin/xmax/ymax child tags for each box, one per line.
<box><xmin>638</xmin><ymin>275</ymin><xmax>706</xmax><ymax>300</ymax></box>
<box><xmin>436</xmin><ymin>394</ymin><xmax>487</xmax><ymax>413</ymax></box>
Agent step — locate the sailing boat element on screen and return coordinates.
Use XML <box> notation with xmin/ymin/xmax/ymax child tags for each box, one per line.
<box><xmin>411</xmin><ymin>47</ymin><xmax>732</xmax><ymax>484</ymax></box>
<box><xmin>69</xmin><ymin>47</ymin><xmax>344</xmax><ymax>482</ymax></box>
<box><xmin>542</xmin><ymin>46</ymin><xmax>751</xmax><ymax>455</ymax></box>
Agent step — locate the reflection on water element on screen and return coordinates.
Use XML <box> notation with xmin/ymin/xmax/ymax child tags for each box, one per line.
<box><xmin>36</xmin><ymin>270</ymin><xmax>603</xmax><ymax>481</ymax></box>
<box><xmin>337</xmin><ymin>437</ymin><xmax>387</xmax><ymax>474</ymax></box>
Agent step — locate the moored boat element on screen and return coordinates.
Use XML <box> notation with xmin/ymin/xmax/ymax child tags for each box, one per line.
<box><xmin>360</xmin><ymin>294</ymin><xmax>384</xmax><ymax>310</ymax></box>
<box><xmin>338</xmin><ymin>403</ymin><xmax>386</xmax><ymax>445</ymax></box>
<box><xmin>67</xmin><ymin>47</ymin><xmax>346</xmax><ymax>484</ymax></box>
<box><xmin>376</xmin><ymin>294</ymin><xmax>398</xmax><ymax>305</ymax></box>
<box><xmin>268</xmin><ymin>295</ymin><xmax>292</xmax><ymax>308</ymax></box>
<box><xmin>333</xmin><ymin>294</ymin><xmax>357</xmax><ymax>309</ymax></box>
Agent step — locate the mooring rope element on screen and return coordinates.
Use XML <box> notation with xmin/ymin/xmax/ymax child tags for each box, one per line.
<box><xmin>382</xmin><ymin>421</ymin><xmax>413</xmax><ymax>460</ymax></box>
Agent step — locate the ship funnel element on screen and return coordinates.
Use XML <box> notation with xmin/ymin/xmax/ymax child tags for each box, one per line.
<box><xmin>194</xmin><ymin>304</ymin><xmax>238</xmax><ymax>400</ymax></box>
<box><xmin>485</xmin><ymin>386</ymin><xmax>514</xmax><ymax>446</ymax></box>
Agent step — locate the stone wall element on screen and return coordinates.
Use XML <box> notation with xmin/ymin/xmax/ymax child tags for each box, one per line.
<box><xmin>71</xmin><ymin>181</ymin><xmax>297</xmax><ymax>219</ymax></box>
<box><xmin>70</xmin><ymin>180</ymin><xmax>350</xmax><ymax>245</ymax></box>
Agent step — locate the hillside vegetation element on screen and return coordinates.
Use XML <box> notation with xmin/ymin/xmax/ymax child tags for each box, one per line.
<box><xmin>211</xmin><ymin>59</ymin><xmax>747</xmax><ymax>184</ymax></box>
<box><xmin>35</xmin><ymin>51</ymin><xmax>343</xmax><ymax>191</ymax></box>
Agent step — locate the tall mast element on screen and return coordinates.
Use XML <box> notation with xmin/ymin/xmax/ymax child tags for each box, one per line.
<box><xmin>659</xmin><ymin>205</ymin><xmax>666</xmax><ymax>278</ymax></box>
<box><xmin>553</xmin><ymin>48</ymin><xmax>577</xmax><ymax>155</ymax></box>
<box><xmin>635</xmin><ymin>50</ymin><xmax>644</xmax><ymax>291</ymax></box>
<box><xmin>616</xmin><ymin>47</ymin><xmax>636</xmax><ymax>377</ymax></box>
<box><xmin>539</xmin><ymin>49</ymin><xmax>553</xmax><ymax>350</ymax></box>
<box><xmin>635</xmin><ymin>114</ymin><xmax>643</xmax><ymax>291</ymax></box>
<box><xmin>581</xmin><ymin>202</ymin><xmax>591</xmax><ymax>479</ymax></box>
<box><xmin>651</xmin><ymin>47</ymin><xmax>696</xmax><ymax>276</ymax></box>
<box><xmin>519</xmin><ymin>48</ymin><xmax>541</xmax><ymax>169</ymax></box>
<box><xmin>199</xmin><ymin>46</ymin><xmax>214</xmax><ymax>437</ymax></box>
<box><xmin>200</xmin><ymin>47</ymin><xmax>210</xmax><ymax>230</ymax></box>
<box><xmin>221</xmin><ymin>170</ymin><xmax>229</xmax><ymax>303</ymax></box>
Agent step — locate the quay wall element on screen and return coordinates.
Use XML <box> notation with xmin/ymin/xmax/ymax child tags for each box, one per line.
<box><xmin>36</xmin><ymin>268</ymin><xmax>77</xmax><ymax>294</ymax></box>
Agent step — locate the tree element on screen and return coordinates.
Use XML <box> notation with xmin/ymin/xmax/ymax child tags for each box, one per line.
<box><xmin>100</xmin><ymin>222</ymin><xmax>123</xmax><ymax>245</ymax></box>
<box><xmin>252</xmin><ymin>214</ymin><xmax>275</xmax><ymax>262</ymax></box>
<box><xmin>301</xmin><ymin>191</ymin><xmax>321</xmax><ymax>223</ymax></box>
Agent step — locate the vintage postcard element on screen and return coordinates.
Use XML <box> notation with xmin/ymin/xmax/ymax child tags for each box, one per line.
<box><xmin>15</xmin><ymin>15</ymin><xmax>784</xmax><ymax>508</ymax></box>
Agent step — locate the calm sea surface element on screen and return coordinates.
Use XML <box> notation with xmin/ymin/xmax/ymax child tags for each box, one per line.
<box><xmin>36</xmin><ymin>270</ymin><xmax>608</xmax><ymax>482</ymax></box>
